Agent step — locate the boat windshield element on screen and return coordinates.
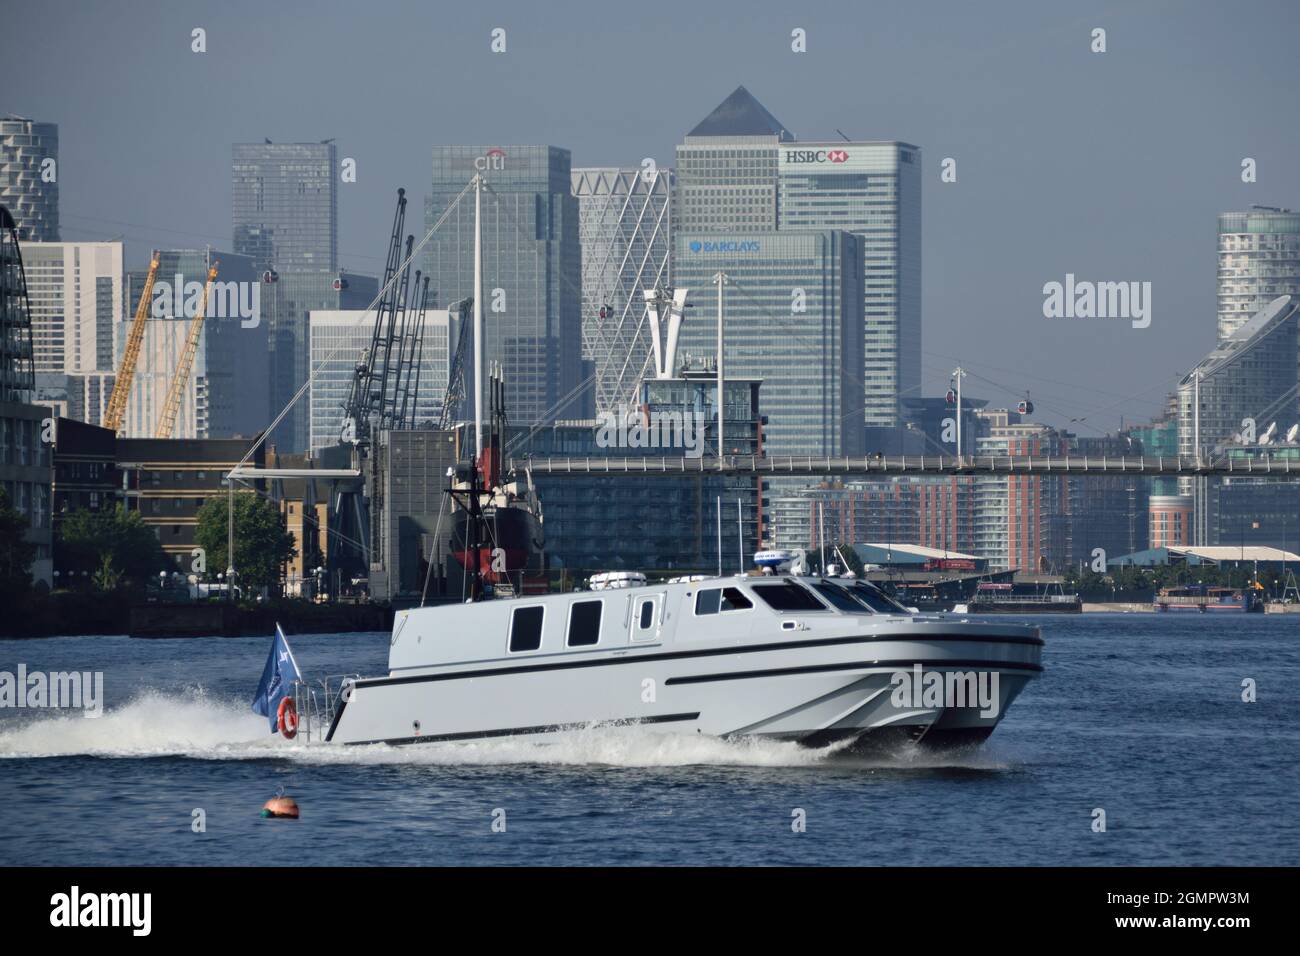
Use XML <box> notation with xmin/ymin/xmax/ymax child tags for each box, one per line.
<box><xmin>811</xmin><ymin>582</ymin><xmax>872</xmax><ymax>613</ymax></box>
<box><xmin>848</xmin><ymin>581</ymin><xmax>910</xmax><ymax>613</ymax></box>
<box><xmin>750</xmin><ymin>581</ymin><xmax>828</xmax><ymax>611</ymax></box>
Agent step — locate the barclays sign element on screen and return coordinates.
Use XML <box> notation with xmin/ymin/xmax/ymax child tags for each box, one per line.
<box><xmin>689</xmin><ymin>240</ymin><xmax>761</xmax><ymax>253</ymax></box>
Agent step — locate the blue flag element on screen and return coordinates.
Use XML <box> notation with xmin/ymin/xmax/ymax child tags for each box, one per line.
<box><xmin>252</xmin><ymin>624</ymin><xmax>303</xmax><ymax>733</ymax></box>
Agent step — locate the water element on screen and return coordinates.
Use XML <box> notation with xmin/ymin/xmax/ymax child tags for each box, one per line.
<box><xmin>1</xmin><ymin>614</ymin><xmax>1297</xmax><ymax>866</ymax></box>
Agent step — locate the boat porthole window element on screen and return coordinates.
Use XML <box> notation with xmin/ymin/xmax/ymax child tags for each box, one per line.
<box><xmin>509</xmin><ymin>605</ymin><xmax>544</xmax><ymax>652</ymax></box>
<box><xmin>567</xmin><ymin>600</ymin><xmax>602</xmax><ymax>647</ymax></box>
<box><xmin>639</xmin><ymin>600</ymin><xmax>655</xmax><ymax>629</ymax></box>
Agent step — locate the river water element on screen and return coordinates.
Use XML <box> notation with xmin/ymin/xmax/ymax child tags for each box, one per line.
<box><xmin>1</xmin><ymin>614</ymin><xmax>1296</xmax><ymax>865</ymax></box>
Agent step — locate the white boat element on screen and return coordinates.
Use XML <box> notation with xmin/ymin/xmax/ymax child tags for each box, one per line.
<box><xmin>315</xmin><ymin>574</ymin><xmax>1042</xmax><ymax>752</ymax></box>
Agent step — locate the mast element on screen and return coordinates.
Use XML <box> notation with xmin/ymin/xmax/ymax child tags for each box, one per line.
<box><xmin>473</xmin><ymin>174</ymin><xmax>484</xmax><ymax>461</ymax></box>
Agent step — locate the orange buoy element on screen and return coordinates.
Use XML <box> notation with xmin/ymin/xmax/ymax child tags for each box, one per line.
<box><xmin>277</xmin><ymin>696</ymin><xmax>298</xmax><ymax>739</ymax></box>
<box><xmin>260</xmin><ymin>795</ymin><xmax>299</xmax><ymax>819</ymax></box>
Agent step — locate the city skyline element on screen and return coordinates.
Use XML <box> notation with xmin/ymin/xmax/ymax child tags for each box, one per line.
<box><xmin>4</xmin><ymin>0</ymin><xmax>1300</xmax><ymax>436</ymax></box>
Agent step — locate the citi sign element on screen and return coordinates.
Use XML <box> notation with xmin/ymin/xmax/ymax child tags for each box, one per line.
<box><xmin>785</xmin><ymin>149</ymin><xmax>849</xmax><ymax>164</ymax></box>
<box><xmin>690</xmin><ymin>240</ymin><xmax>761</xmax><ymax>253</ymax></box>
<box><xmin>475</xmin><ymin>148</ymin><xmax>506</xmax><ymax>171</ymax></box>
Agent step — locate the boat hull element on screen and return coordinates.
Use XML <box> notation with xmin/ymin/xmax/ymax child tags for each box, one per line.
<box><xmin>326</xmin><ymin>620</ymin><xmax>1042</xmax><ymax>751</ymax></box>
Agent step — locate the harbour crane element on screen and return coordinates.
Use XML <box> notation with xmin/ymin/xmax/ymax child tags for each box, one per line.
<box><xmin>341</xmin><ymin>189</ymin><xmax>412</xmax><ymax>445</ymax></box>
<box><xmin>155</xmin><ymin>261</ymin><xmax>218</xmax><ymax>438</ymax></box>
<box><xmin>102</xmin><ymin>251</ymin><xmax>161</xmax><ymax>433</ymax></box>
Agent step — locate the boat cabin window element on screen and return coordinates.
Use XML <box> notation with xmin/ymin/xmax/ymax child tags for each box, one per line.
<box><xmin>567</xmin><ymin>600</ymin><xmax>603</xmax><ymax>647</ymax></box>
<box><xmin>695</xmin><ymin>587</ymin><xmax>754</xmax><ymax>615</ymax></box>
<box><xmin>509</xmin><ymin>605</ymin><xmax>545</xmax><ymax>652</ymax></box>
<box><xmin>811</xmin><ymin>582</ymin><xmax>870</xmax><ymax>613</ymax></box>
<box><xmin>638</xmin><ymin>599</ymin><xmax>655</xmax><ymax>630</ymax></box>
<box><xmin>750</xmin><ymin>581</ymin><xmax>827</xmax><ymax>612</ymax></box>
<box><xmin>849</xmin><ymin>581</ymin><xmax>909</xmax><ymax>614</ymax></box>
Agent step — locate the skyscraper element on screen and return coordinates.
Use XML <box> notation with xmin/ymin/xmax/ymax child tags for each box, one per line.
<box><xmin>262</xmin><ymin>270</ymin><xmax>377</xmax><ymax>453</ymax></box>
<box><xmin>779</xmin><ymin>141</ymin><xmax>921</xmax><ymax>426</ymax></box>
<box><xmin>121</xmin><ymin>249</ymin><xmax>268</xmax><ymax>439</ymax></box>
<box><xmin>1217</xmin><ymin>207</ymin><xmax>1300</xmax><ymax>341</ymax></box>
<box><xmin>307</xmin><ymin>308</ymin><xmax>459</xmax><ymax>454</ymax></box>
<box><xmin>424</xmin><ymin>145</ymin><xmax>582</xmax><ymax>425</ymax></box>
<box><xmin>232</xmin><ymin>142</ymin><xmax>337</xmax><ymax>272</ymax></box>
<box><xmin>572</xmin><ymin>166</ymin><xmax>673</xmax><ymax>413</ymax></box>
<box><xmin>674</xmin><ymin>232</ymin><xmax>864</xmax><ymax>459</ymax></box>
<box><xmin>673</xmin><ymin>88</ymin><xmax>865</xmax><ymax>459</ymax></box>
<box><xmin>674</xmin><ymin>87</ymin><xmax>921</xmax><ymax>434</ymax></box>
<box><xmin>0</xmin><ymin>117</ymin><xmax>59</xmax><ymax>242</ymax></box>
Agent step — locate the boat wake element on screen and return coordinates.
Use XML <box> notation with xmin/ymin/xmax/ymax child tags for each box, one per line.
<box><xmin>0</xmin><ymin>689</ymin><xmax>1016</xmax><ymax>771</ymax></box>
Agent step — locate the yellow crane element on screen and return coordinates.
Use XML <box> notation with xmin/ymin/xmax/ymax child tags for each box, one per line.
<box><xmin>155</xmin><ymin>261</ymin><xmax>218</xmax><ymax>438</ymax></box>
<box><xmin>101</xmin><ymin>251</ymin><xmax>161</xmax><ymax>433</ymax></box>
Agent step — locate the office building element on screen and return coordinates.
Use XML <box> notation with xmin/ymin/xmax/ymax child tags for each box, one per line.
<box><xmin>121</xmin><ymin>249</ymin><xmax>268</xmax><ymax>439</ymax></box>
<box><xmin>0</xmin><ymin>118</ymin><xmax>59</xmax><ymax>242</ymax></box>
<box><xmin>307</xmin><ymin>308</ymin><xmax>458</xmax><ymax>454</ymax></box>
<box><xmin>1068</xmin><ymin>434</ymin><xmax>1149</xmax><ymax>565</ymax></box>
<box><xmin>232</xmin><ymin>141</ymin><xmax>337</xmax><ymax>273</ymax></box>
<box><xmin>572</xmin><ymin>166</ymin><xmax>673</xmax><ymax>413</ymax></box>
<box><xmin>779</xmin><ymin>140</ymin><xmax>921</xmax><ymax>426</ymax></box>
<box><xmin>262</xmin><ymin>270</ymin><xmax>377</xmax><ymax>453</ymax></box>
<box><xmin>425</xmin><ymin>145</ymin><xmax>582</xmax><ymax>425</ymax></box>
<box><xmin>674</xmin><ymin>87</ymin><xmax>921</xmax><ymax>429</ymax></box>
<box><xmin>673</xmin><ymin>230</ymin><xmax>864</xmax><ymax>459</ymax></box>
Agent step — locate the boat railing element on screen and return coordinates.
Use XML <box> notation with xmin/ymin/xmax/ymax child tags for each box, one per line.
<box><xmin>291</xmin><ymin>674</ymin><xmax>360</xmax><ymax>742</ymax></box>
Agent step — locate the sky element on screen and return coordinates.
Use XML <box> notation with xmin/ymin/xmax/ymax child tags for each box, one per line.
<box><xmin>4</xmin><ymin>0</ymin><xmax>1299</xmax><ymax>434</ymax></box>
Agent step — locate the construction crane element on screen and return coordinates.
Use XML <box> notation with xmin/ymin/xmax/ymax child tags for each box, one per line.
<box><xmin>102</xmin><ymin>251</ymin><xmax>161</xmax><ymax>432</ymax></box>
<box><xmin>155</xmin><ymin>261</ymin><xmax>218</xmax><ymax>438</ymax></box>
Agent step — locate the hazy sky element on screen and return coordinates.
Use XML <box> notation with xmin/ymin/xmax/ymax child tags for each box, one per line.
<box><xmin>4</xmin><ymin>0</ymin><xmax>1298</xmax><ymax>434</ymax></box>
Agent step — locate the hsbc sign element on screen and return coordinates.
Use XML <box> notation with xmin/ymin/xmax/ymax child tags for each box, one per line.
<box><xmin>784</xmin><ymin>149</ymin><xmax>849</xmax><ymax>164</ymax></box>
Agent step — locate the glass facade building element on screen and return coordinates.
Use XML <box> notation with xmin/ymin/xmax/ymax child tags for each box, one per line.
<box><xmin>308</xmin><ymin>308</ymin><xmax>458</xmax><ymax>454</ymax></box>
<box><xmin>425</xmin><ymin>145</ymin><xmax>582</xmax><ymax>426</ymax></box>
<box><xmin>673</xmin><ymin>230</ymin><xmax>864</xmax><ymax>460</ymax></box>
<box><xmin>779</xmin><ymin>143</ymin><xmax>921</xmax><ymax>427</ymax></box>
<box><xmin>1178</xmin><ymin>295</ymin><xmax>1299</xmax><ymax>460</ymax></box>
<box><xmin>262</xmin><ymin>270</ymin><xmax>377</xmax><ymax>453</ymax></box>
<box><xmin>232</xmin><ymin>142</ymin><xmax>338</xmax><ymax>273</ymax></box>
<box><xmin>0</xmin><ymin>118</ymin><xmax>59</xmax><ymax>242</ymax></box>
<box><xmin>121</xmin><ymin>249</ymin><xmax>267</xmax><ymax>439</ymax></box>
<box><xmin>572</xmin><ymin>167</ymin><xmax>673</xmax><ymax>413</ymax></box>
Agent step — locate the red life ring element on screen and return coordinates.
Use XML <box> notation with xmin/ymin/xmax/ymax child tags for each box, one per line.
<box><xmin>277</xmin><ymin>697</ymin><xmax>298</xmax><ymax>739</ymax></box>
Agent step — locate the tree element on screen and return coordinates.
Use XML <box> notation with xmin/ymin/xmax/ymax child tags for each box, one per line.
<box><xmin>194</xmin><ymin>492</ymin><xmax>296</xmax><ymax>591</ymax></box>
<box><xmin>0</xmin><ymin>489</ymin><xmax>36</xmax><ymax>602</ymax></box>
<box><xmin>56</xmin><ymin>505</ymin><xmax>165</xmax><ymax>590</ymax></box>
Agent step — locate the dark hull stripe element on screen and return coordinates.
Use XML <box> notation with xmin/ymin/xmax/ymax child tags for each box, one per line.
<box><xmin>355</xmin><ymin>630</ymin><xmax>1043</xmax><ymax>691</ymax></box>
<box><xmin>665</xmin><ymin>657</ymin><xmax>1044</xmax><ymax>686</ymax></box>
<box><xmin>340</xmin><ymin>711</ymin><xmax>701</xmax><ymax>747</ymax></box>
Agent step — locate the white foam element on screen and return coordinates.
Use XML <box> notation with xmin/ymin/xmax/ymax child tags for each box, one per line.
<box><xmin>0</xmin><ymin>689</ymin><xmax>840</xmax><ymax>768</ymax></box>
